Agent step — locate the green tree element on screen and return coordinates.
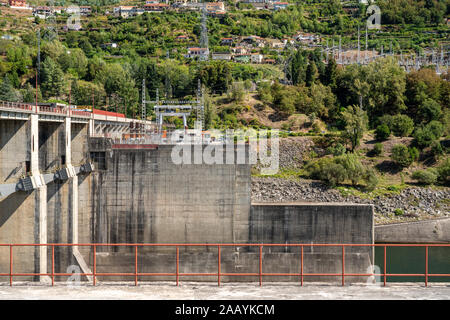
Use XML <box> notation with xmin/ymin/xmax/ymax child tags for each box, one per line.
<box><xmin>391</xmin><ymin>144</ymin><xmax>414</xmax><ymax>167</ymax></box>
<box><xmin>341</xmin><ymin>105</ymin><xmax>368</xmax><ymax>152</ymax></box>
<box><xmin>305</xmin><ymin>60</ymin><xmax>318</xmax><ymax>87</ymax></box>
<box><xmin>389</xmin><ymin>114</ymin><xmax>414</xmax><ymax>137</ymax></box>
<box><xmin>0</xmin><ymin>75</ymin><xmax>22</xmax><ymax>102</ymax></box>
<box><xmin>322</xmin><ymin>58</ymin><xmax>337</xmax><ymax>89</ymax></box>
<box><xmin>375</xmin><ymin>124</ymin><xmax>390</xmax><ymax>141</ymax></box>
<box><xmin>58</xmin><ymin>48</ymin><xmax>88</xmax><ymax>78</ymax></box>
<box><xmin>41</xmin><ymin>57</ymin><xmax>65</xmax><ymax>99</ymax></box>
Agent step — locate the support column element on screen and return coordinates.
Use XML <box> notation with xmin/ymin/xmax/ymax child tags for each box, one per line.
<box><xmin>31</xmin><ymin>114</ymin><xmax>50</xmax><ymax>283</ymax></box>
<box><xmin>66</xmin><ymin>118</ymin><xmax>94</xmax><ymax>282</ymax></box>
<box><xmin>88</xmin><ymin>119</ymin><xmax>95</xmax><ymax>137</ymax></box>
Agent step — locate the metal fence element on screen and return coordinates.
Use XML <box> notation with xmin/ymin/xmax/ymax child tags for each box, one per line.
<box><xmin>0</xmin><ymin>243</ymin><xmax>449</xmax><ymax>287</ymax></box>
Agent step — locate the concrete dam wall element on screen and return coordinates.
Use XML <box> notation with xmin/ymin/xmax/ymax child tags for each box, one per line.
<box><xmin>0</xmin><ymin>118</ymin><xmax>374</xmax><ymax>283</ymax></box>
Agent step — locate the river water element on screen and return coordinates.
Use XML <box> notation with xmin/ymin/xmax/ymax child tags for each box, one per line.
<box><xmin>374</xmin><ymin>246</ymin><xmax>450</xmax><ymax>282</ymax></box>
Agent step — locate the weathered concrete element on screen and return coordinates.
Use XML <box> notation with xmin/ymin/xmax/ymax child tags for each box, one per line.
<box><xmin>375</xmin><ymin>218</ymin><xmax>450</xmax><ymax>243</ymax></box>
<box><xmin>0</xmin><ymin>282</ymin><xmax>449</xmax><ymax>300</ymax></box>
<box><xmin>1</xmin><ymin>130</ymin><xmax>376</xmax><ymax>284</ymax></box>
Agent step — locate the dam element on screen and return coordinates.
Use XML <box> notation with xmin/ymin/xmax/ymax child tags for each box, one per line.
<box><xmin>0</xmin><ymin>100</ymin><xmax>374</xmax><ymax>284</ymax></box>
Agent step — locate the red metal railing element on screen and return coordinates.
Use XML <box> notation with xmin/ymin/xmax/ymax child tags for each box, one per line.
<box><xmin>38</xmin><ymin>105</ymin><xmax>66</xmax><ymax>114</ymax></box>
<box><xmin>0</xmin><ymin>243</ymin><xmax>449</xmax><ymax>287</ymax></box>
<box><xmin>71</xmin><ymin>109</ymin><xmax>92</xmax><ymax>118</ymax></box>
<box><xmin>0</xmin><ymin>101</ymin><xmax>34</xmax><ymax>112</ymax></box>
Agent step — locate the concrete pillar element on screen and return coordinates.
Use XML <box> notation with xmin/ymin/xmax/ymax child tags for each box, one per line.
<box><xmin>88</xmin><ymin>119</ymin><xmax>95</xmax><ymax>137</ymax></box>
<box><xmin>64</xmin><ymin>117</ymin><xmax>71</xmax><ymax>166</ymax></box>
<box><xmin>30</xmin><ymin>114</ymin><xmax>39</xmax><ymax>176</ymax></box>
<box><xmin>31</xmin><ymin>114</ymin><xmax>50</xmax><ymax>283</ymax></box>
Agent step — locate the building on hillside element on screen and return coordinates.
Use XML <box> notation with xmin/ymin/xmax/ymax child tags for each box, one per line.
<box><xmin>205</xmin><ymin>1</ymin><xmax>225</xmax><ymax>14</ymax></box>
<box><xmin>282</xmin><ymin>38</ymin><xmax>295</xmax><ymax>46</ymax></box>
<box><xmin>1</xmin><ymin>34</ymin><xmax>14</xmax><ymax>40</ymax></box>
<box><xmin>79</xmin><ymin>6</ymin><xmax>92</xmax><ymax>15</ymax></box>
<box><xmin>220</xmin><ymin>37</ymin><xmax>233</xmax><ymax>46</ymax></box>
<box><xmin>101</xmin><ymin>43</ymin><xmax>119</xmax><ymax>49</ymax></box>
<box><xmin>294</xmin><ymin>33</ymin><xmax>320</xmax><ymax>44</ymax></box>
<box><xmin>144</xmin><ymin>3</ymin><xmax>169</xmax><ymax>12</ymax></box>
<box><xmin>114</xmin><ymin>6</ymin><xmax>143</xmax><ymax>18</ymax></box>
<box><xmin>263</xmin><ymin>58</ymin><xmax>276</xmax><ymax>64</ymax></box>
<box><xmin>8</xmin><ymin>0</ymin><xmax>26</xmax><ymax>7</ymax></box>
<box><xmin>185</xmin><ymin>47</ymin><xmax>209</xmax><ymax>59</ymax></box>
<box><xmin>273</xmin><ymin>2</ymin><xmax>288</xmax><ymax>10</ymax></box>
<box><xmin>267</xmin><ymin>39</ymin><xmax>285</xmax><ymax>49</ymax></box>
<box><xmin>250</xmin><ymin>53</ymin><xmax>263</xmax><ymax>63</ymax></box>
<box><xmin>212</xmin><ymin>52</ymin><xmax>232</xmax><ymax>60</ymax></box>
<box><xmin>231</xmin><ymin>46</ymin><xmax>247</xmax><ymax>55</ymax></box>
<box><xmin>176</xmin><ymin>35</ymin><xmax>189</xmax><ymax>42</ymax></box>
<box><xmin>53</xmin><ymin>6</ymin><xmax>64</xmax><ymax>14</ymax></box>
<box><xmin>33</xmin><ymin>6</ymin><xmax>54</xmax><ymax>18</ymax></box>
<box><xmin>179</xmin><ymin>2</ymin><xmax>203</xmax><ymax>11</ymax></box>
<box><xmin>240</xmin><ymin>35</ymin><xmax>265</xmax><ymax>48</ymax></box>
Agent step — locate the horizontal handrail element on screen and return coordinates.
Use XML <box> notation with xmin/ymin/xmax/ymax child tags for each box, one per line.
<box><xmin>1</xmin><ymin>243</ymin><xmax>449</xmax><ymax>287</ymax></box>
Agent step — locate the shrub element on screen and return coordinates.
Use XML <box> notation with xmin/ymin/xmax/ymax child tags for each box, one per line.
<box><xmin>394</xmin><ymin>209</ymin><xmax>404</xmax><ymax>216</ymax></box>
<box><xmin>327</xmin><ymin>143</ymin><xmax>346</xmax><ymax>156</ymax></box>
<box><xmin>414</xmin><ymin>121</ymin><xmax>444</xmax><ymax>148</ymax></box>
<box><xmin>390</xmin><ymin>114</ymin><xmax>414</xmax><ymax>137</ymax></box>
<box><xmin>427</xmin><ymin>120</ymin><xmax>444</xmax><ymax>138</ymax></box>
<box><xmin>437</xmin><ymin>158</ymin><xmax>450</xmax><ymax>185</ymax></box>
<box><xmin>364</xmin><ymin>168</ymin><xmax>379</xmax><ymax>191</ymax></box>
<box><xmin>373</xmin><ymin>143</ymin><xmax>383</xmax><ymax>156</ymax></box>
<box><xmin>304</xmin><ymin>153</ymin><xmax>378</xmax><ymax>188</ymax></box>
<box><xmin>322</xmin><ymin>162</ymin><xmax>347</xmax><ymax>187</ymax></box>
<box><xmin>375</xmin><ymin>124</ymin><xmax>390</xmax><ymax>141</ymax></box>
<box><xmin>391</xmin><ymin>144</ymin><xmax>413</xmax><ymax>167</ymax></box>
<box><xmin>411</xmin><ymin>169</ymin><xmax>438</xmax><ymax>185</ymax></box>
<box><xmin>409</xmin><ymin>146</ymin><xmax>420</xmax><ymax>162</ymax></box>
<box><xmin>430</xmin><ymin>141</ymin><xmax>444</xmax><ymax>158</ymax></box>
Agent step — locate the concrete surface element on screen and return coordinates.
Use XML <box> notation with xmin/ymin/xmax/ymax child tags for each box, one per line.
<box><xmin>376</xmin><ymin>218</ymin><xmax>450</xmax><ymax>243</ymax></box>
<box><xmin>0</xmin><ymin>282</ymin><xmax>448</xmax><ymax>300</ymax></box>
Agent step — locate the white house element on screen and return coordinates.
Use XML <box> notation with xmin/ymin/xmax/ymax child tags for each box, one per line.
<box><xmin>185</xmin><ymin>47</ymin><xmax>209</xmax><ymax>59</ymax></box>
<box><xmin>212</xmin><ymin>52</ymin><xmax>232</xmax><ymax>60</ymax></box>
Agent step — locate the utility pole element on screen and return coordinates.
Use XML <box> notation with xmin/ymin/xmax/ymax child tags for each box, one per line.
<box><xmin>37</xmin><ymin>28</ymin><xmax>41</xmax><ymax>83</ymax></box>
<box><xmin>357</xmin><ymin>25</ymin><xmax>360</xmax><ymax>65</ymax></box>
<box><xmin>365</xmin><ymin>26</ymin><xmax>368</xmax><ymax>63</ymax></box>
<box><xmin>142</xmin><ymin>78</ymin><xmax>146</xmax><ymax>124</ymax></box>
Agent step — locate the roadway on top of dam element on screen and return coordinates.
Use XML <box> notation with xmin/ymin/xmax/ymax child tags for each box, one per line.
<box><xmin>0</xmin><ymin>282</ymin><xmax>449</xmax><ymax>300</ymax></box>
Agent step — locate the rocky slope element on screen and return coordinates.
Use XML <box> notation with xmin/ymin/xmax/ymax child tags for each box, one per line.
<box><xmin>251</xmin><ymin>177</ymin><xmax>450</xmax><ymax>224</ymax></box>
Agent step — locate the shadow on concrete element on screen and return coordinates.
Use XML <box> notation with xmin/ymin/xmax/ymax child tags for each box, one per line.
<box><xmin>0</xmin><ymin>191</ymin><xmax>32</xmax><ymax>228</ymax></box>
<box><xmin>0</xmin><ymin>120</ymin><xmax>26</xmax><ymax>150</ymax></box>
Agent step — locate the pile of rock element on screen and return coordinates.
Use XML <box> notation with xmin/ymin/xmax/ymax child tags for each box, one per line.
<box><xmin>251</xmin><ymin>177</ymin><xmax>450</xmax><ymax>224</ymax></box>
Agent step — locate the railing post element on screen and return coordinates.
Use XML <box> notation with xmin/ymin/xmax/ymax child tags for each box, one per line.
<box><xmin>342</xmin><ymin>246</ymin><xmax>345</xmax><ymax>287</ymax></box>
<box><xmin>384</xmin><ymin>245</ymin><xmax>387</xmax><ymax>287</ymax></box>
<box><xmin>259</xmin><ymin>245</ymin><xmax>262</xmax><ymax>286</ymax></box>
<box><xmin>176</xmin><ymin>246</ymin><xmax>179</xmax><ymax>286</ymax></box>
<box><xmin>300</xmin><ymin>245</ymin><xmax>303</xmax><ymax>287</ymax></box>
<box><xmin>52</xmin><ymin>245</ymin><xmax>55</xmax><ymax>286</ymax></box>
<box><xmin>425</xmin><ymin>246</ymin><xmax>428</xmax><ymax>287</ymax></box>
<box><xmin>135</xmin><ymin>245</ymin><xmax>138</xmax><ymax>286</ymax></box>
<box><xmin>217</xmin><ymin>245</ymin><xmax>221</xmax><ymax>287</ymax></box>
<box><xmin>9</xmin><ymin>245</ymin><xmax>12</xmax><ymax>287</ymax></box>
<box><xmin>93</xmin><ymin>245</ymin><xmax>96</xmax><ymax>286</ymax></box>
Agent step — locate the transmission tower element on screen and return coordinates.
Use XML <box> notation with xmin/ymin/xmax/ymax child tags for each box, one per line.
<box><xmin>199</xmin><ymin>7</ymin><xmax>209</xmax><ymax>61</ymax></box>
<box><xmin>196</xmin><ymin>79</ymin><xmax>205</xmax><ymax>130</ymax></box>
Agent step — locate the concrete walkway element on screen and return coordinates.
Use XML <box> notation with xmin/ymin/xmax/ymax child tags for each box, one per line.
<box><xmin>0</xmin><ymin>282</ymin><xmax>449</xmax><ymax>300</ymax></box>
